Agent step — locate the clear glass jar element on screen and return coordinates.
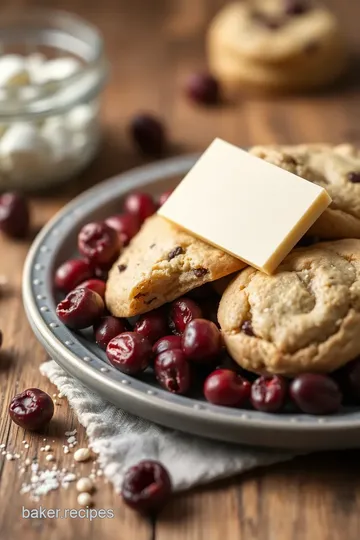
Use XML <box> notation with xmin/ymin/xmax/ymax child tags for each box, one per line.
<box><xmin>0</xmin><ymin>9</ymin><xmax>108</xmax><ymax>190</ymax></box>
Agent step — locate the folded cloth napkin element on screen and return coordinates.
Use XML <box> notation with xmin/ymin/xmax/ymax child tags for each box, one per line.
<box><xmin>41</xmin><ymin>360</ymin><xmax>297</xmax><ymax>492</ymax></box>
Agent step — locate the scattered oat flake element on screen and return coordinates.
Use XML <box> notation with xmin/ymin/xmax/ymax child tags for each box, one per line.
<box><xmin>6</xmin><ymin>453</ymin><xmax>14</xmax><ymax>461</ymax></box>
<box><xmin>63</xmin><ymin>446</ymin><xmax>70</xmax><ymax>454</ymax></box>
<box><xmin>24</xmin><ymin>444</ymin><xmax>29</xmax><ymax>449</ymax></box>
<box><xmin>46</xmin><ymin>454</ymin><xmax>54</xmax><ymax>462</ymax></box>
<box><xmin>67</xmin><ymin>436</ymin><xmax>76</xmax><ymax>444</ymax></box>
<box><xmin>44</xmin><ymin>445</ymin><xmax>51</xmax><ymax>452</ymax></box>
<box><xmin>65</xmin><ymin>429</ymin><xmax>77</xmax><ymax>437</ymax></box>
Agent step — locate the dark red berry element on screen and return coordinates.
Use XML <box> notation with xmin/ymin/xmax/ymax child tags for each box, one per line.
<box><xmin>182</xmin><ymin>319</ymin><xmax>221</xmax><ymax>363</ymax></box>
<box><xmin>94</xmin><ymin>316</ymin><xmax>129</xmax><ymax>350</ymax></box>
<box><xmin>134</xmin><ymin>308</ymin><xmax>169</xmax><ymax>344</ymax></box>
<box><xmin>251</xmin><ymin>375</ymin><xmax>287</xmax><ymax>413</ymax></box>
<box><xmin>121</xmin><ymin>460</ymin><xmax>172</xmax><ymax>513</ymax></box>
<box><xmin>347</xmin><ymin>171</ymin><xmax>360</xmax><ymax>183</ymax></box>
<box><xmin>152</xmin><ymin>335</ymin><xmax>182</xmax><ymax>356</ymax></box>
<box><xmin>106</xmin><ymin>332</ymin><xmax>152</xmax><ymax>374</ymax></box>
<box><xmin>130</xmin><ymin>113</ymin><xmax>166</xmax><ymax>156</ymax></box>
<box><xmin>158</xmin><ymin>190</ymin><xmax>173</xmax><ymax>206</ymax></box>
<box><xmin>76</xmin><ymin>278</ymin><xmax>106</xmax><ymax>300</ymax></box>
<box><xmin>155</xmin><ymin>349</ymin><xmax>191</xmax><ymax>394</ymax></box>
<box><xmin>9</xmin><ymin>388</ymin><xmax>54</xmax><ymax>431</ymax></box>
<box><xmin>55</xmin><ymin>259</ymin><xmax>93</xmax><ymax>293</ymax></box>
<box><xmin>290</xmin><ymin>373</ymin><xmax>342</xmax><ymax>415</ymax></box>
<box><xmin>204</xmin><ymin>369</ymin><xmax>251</xmax><ymax>407</ymax></box>
<box><xmin>284</xmin><ymin>0</ymin><xmax>309</xmax><ymax>16</ymax></box>
<box><xmin>123</xmin><ymin>192</ymin><xmax>157</xmax><ymax>224</ymax></box>
<box><xmin>105</xmin><ymin>213</ymin><xmax>140</xmax><ymax>246</ymax></box>
<box><xmin>241</xmin><ymin>320</ymin><xmax>255</xmax><ymax>336</ymax></box>
<box><xmin>168</xmin><ymin>297</ymin><xmax>203</xmax><ymax>335</ymax></box>
<box><xmin>334</xmin><ymin>358</ymin><xmax>360</xmax><ymax>404</ymax></box>
<box><xmin>56</xmin><ymin>288</ymin><xmax>104</xmax><ymax>329</ymax></box>
<box><xmin>78</xmin><ymin>222</ymin><xmax>121</xmax><ymax>267</ymax></box>
<box><xmin>0</xmin><ymin>192</ymin><xmax>30</xmax><ymax>239</ymax></box>
<box><xmin>185</xmin><ymin>72</ymin><xmax>220</xmax><ymax>105</ymax></box>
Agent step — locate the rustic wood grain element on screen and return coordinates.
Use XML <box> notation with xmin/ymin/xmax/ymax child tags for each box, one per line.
<box><xmin>1</xmin><ymin>0</ymin><xmax>360</xmax><ymax>538</ymax></box>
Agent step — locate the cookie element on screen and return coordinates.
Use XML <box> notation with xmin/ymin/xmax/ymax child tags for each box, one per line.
<box><xmin>218</xmin><ymin>239</ymin><xmax>360</xmax><ymax>376</ymax></box>
<box><xmin>250</xmin><ymin>144</ymin><xmax>360</xmax><ymax>239</ymax></box>
<box><xmin>105</xmin><ymin>215</ymin><xmax>246</xmax><ymax>317</ymax></box>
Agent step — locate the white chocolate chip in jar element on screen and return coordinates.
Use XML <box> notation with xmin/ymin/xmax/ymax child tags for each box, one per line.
<box><xmin>0</xmin><ymin>55</ymin><xmax>30</xmax><ymax>87</ymax></box>
<box><xmin>32</xmin><ymin>57</ymin><xmax>81</xmax><ymax>85</ymax></box>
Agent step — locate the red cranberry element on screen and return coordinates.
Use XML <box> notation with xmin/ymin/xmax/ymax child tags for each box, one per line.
<box><xmin>130</xmin><ymin>113</ymin><xmax>166</xmax><ymax>156</ymax></box>
<box><xmin>94</xmin><ymin>316</ymin><xmax>129</xmax><ymax>350</ymax></box>
<box><xmin>134</xmin><ymin>308</ymin><xmax>169</xmax><ymax>344</ymax></box>
<box><xmin>106</xmin><ymin>332</ymin><xmax>152</xmax><ymax>374</ymax></box>
<box><xmin>284</xmin><ymin>0</ymin><xmax>309</xmax><ymax>16</ymax></box>
<box><xmin>9</xmin><ymin>388</ymin><xmax>54</xmax><ymax>431</ymax></box>
<box><xmin>204</xmin><ymin>369</ymin><xmax>251</xmax><ymax>407</ymax></box>
<box><xmin>78</xmin><ymin>222</ymin><xmax>121</xmax><ymax>267</ymax></box>
<box><xmin>0</xmin><ymin>192</ymin><xmax>30</xmax><ymax>239</ymax></box>
<box><xmin>290</xmin><ymin>373</ymin><xmax>342</xmax><ymax>415</ymax></box>
<box><xmin>182</xmin><ymin>319</ymin><xmax>221</xmax><ymax>363</ymax></box>
<box><xmin>56</xmin><ymin>288</ymin><xmax>104</xmax><ymax>329</ymax></box>
<box><xmin>76</xmin><ymin>278</ymin><xmax>106</xmax><ymax>300</ymax></box>
<box><xmin>251</xmin><ymin>375</ymin><xmax>287</xmax><ymax>413</ymax></box>
<box><xmin>121</xmin><ymin>460</ymin><xmax>172</xmax><ymax>513</ymax></box>
<box><xmin>123</xmin><ymin>192</ymin><xmax>157</xmax><ymax>224</ymax></box>
<box><xmin>55</xmin><ymin>259</ymin><xmax>93</xmax><ymax>293</ymax></box>
<box><xmin>152</xmin><ymin>335</ymin><xmax>182</xmax><ymax>356</ymax></box>
<box><xmin>105</xmin><ymin>213</ymin><xmax>140</xmax><ymax>246</ymax></box>
<box><xmin>185</xmin><ymin>72</ymin><xmax>220</xmax><ymax>105</ymax></box>
<box><xmin>158</xmin><ymin>190</ymin><xmax>173</xmax><ymax>206</ymax></box>
<box><xmin>334</xmin><ymin>358</ymin><xmax>360</xmax><ymax>404</ymax></box>
<box><xmin>168</xmin><ymin>297</ymin><xmax>203</xmax><ymax>335</ymax></box>
<box><xmin>155</xmin><ymin>349</ymin><xmax>191</xmax><ymax>394</ymax></box>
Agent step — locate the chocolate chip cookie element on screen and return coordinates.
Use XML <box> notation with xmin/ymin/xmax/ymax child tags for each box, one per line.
<box><xmin>105</xmin><ymin>215</ymin><xmax>246</xmax><ymax>317</ymax></box>
<box><xmin>218</xmin><ymin>239</ymin><xmax>360</xmax><ymax>376</ymax></box>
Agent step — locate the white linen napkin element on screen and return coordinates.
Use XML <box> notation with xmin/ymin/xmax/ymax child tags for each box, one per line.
<box><xmin>41</xmin><ymin>360</ymin><xmax>297</xmax><ymax>492</ymax></box>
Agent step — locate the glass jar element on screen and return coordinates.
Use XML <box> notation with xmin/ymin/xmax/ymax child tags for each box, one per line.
<box><xmin>0</xmin><ymin>9</ymin><xmax>108</xmax><ymax>190</ymax></box>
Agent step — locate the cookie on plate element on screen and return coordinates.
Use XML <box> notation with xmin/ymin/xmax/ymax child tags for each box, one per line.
<box><xmin>250</xmin><ymin>143</ymin><xmax>360</xmax><ymax>239</ymax></box>
<box><xmin>218</xmin><ymin>239</ymin><xmax>360</xmax><ymax>376</ymax></box>
<box><xmin>105</xmin><ymin>215</ymin><xmax>246</xmax><ymax>317</ymax></box>
<box><xmin>207</xmin><ymin>0</ymin><xmax>347</xmax><ymax>93</ymax></box>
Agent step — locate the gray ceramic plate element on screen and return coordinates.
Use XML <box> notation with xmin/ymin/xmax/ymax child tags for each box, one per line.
<box><xmin>23</xmin><ymin>154</ymin><xmax>360</xmax><ymax>450</ymax></box>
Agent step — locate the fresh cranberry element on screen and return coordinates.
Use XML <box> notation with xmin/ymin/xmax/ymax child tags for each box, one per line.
<box><xmin>152</xmin><ymin>335</ymin><xmax>182</xmax><ymax>356</ymax></box>
<box><xmin>123</xmin><ymin>192</ymin><xmax>157</xmax><ymax>224</ymax></box>
<box><xmin>204</xmin><ymin>369</ymin><xmax>251</xmax><ymax>407</ymax></box>
<box><xmin>284</xmin><ymin>0</ymin><xmax>309</xmax><ymax>16</ymax></box>
<box><xmin>134</xmin><ymin>308</ymin><xmax>169</xmax><ymax>344</ymax></box>
<box><xmin>78</xmin><ymin>222</ymin><xmax>121</xmax><ymax>267</ymax></box>
<box><xmin>155</xmin><ymin>349</ymin><xmax>191</xmax><ymax>394</ymax></box>
<box><xmin>130</xmin><ymin>113</ymin><xmax>166</xmax><ymax>156</ymax></box>
<box><xmin>185</xmin><ymin>72</ymin><xmax>220</xmax><ymax>105</ymax></box>
<box><xmin>158</xmin><ymin>190</ymin><xmax>173</xmax><ymax>206</ymax></box>
<box><xmin>9</xmin><ymin>388</ymin><xmax>54</xmax><ymax>430</ymax></box>
<box><xmin>168</xmin><ymin>297</ymin><xmax>203</xmax><ymax>335</ymax></box>
<box><xmin>251</xmin><ymin>375</ymin><xmax>287</xmax><ymax>413</ymax></box>
<box><xmin>105</xmin><ymin>213</ymin><xmax>140</xmax><ymax>246</ymax></box>
<box><xmin>182</xmin><ymin>319</ymin><xmax>221</xmax><ymax>363</ymax></box>
<box><xmin>55</xmin><ymin>259</ymin><xmax>93</xmax><ymax>293</ymax></box>
<box><xmin>0</xmin><ymin>192</ymin><xmax>30</xmax><ymax>239</ymax></box>
<box><xmin>121</xmin><ymin>460</ymin><xmax>172</xmax><ymax>513</ymax></box>
<box><xmin>56</xmin><ymin>288</ymin><xmax>104</xmax><ymax>329</ymax></box>
<box><xmin>334</xmin><ymin>358</ymin><xmax>360</xmax><ymax>404</ymax></box>
<box><xmin>106</xmin><ymin>332</ymin><xmax>152</xmax><ymax>374</ymax></box>
<box><xmin>290</xmin><ymin>373</ymin><xmax>342</xmax><ymax>415</ymax></box>
<box><xmin>76</xmin><ymin>278</ymin><xmax>106</xmax><ymax>300</ymax></box>
<box><xmin>94</xmin><ymin>316</ymin><xmax>129</xmax><ymax>350</ymax></box>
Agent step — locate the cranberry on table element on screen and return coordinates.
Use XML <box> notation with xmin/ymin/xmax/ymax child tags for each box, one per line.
<box><xmin>123</xmin><ymin>192</ymin><xmax>157</xmax><ymax>224</ymax></box>
<box><xmin>78</xmin><ymin>222</ymin><xmax>121</xmax><ymax>267</ymax></box>
<box><xmin>168</xmin><ymin>297</ymin><xmax>203</xmax><ymax>335</ymax></box>
<box><xmin>290</xmin><ymin>373</ymin><xmax>342</xmax><ymax>415</ymax></box>
<box><xmin>105</xmin><ymin>213</ymin><xmax>140</xmax><ymax>246</ymax></box>
<box><xmin>158</xmin><ymin>190</ymin><xmax>173</xmax><ymax>206</ymax></box>
<box><xmin>185</xmin><ymin>72</ymin><xmax>220</xmax><ymax>105</ymax></box>
<box><xmin>56</xmin><ymin>288</ymin><xmax>104</xmax><ymax>329</ymax></box>
<box><xmin>121</xmin><ymin>460</ymin><xmax>172</xmax><ymax>514</ymax></box>
<box><xmin>106</xmin><ymin>332</ymin><xmax>152</xmax><ymax>374</ymax></box>
<box><xmin>153</xmin><ymin>335</ymin><xmax>182</xmax><ymax>356</ymax></box>
<box><xmin>251</xmin><ymin>375</ymin><xmax>287</xmax><ymax>413</ymax></box>
<box><xmin>130</xmin><ymin>113</ymin><xmax>166</xmax><ymax>156</ymax></box>
<box><xmin>9</xmin><ymin>388</ymin><xmax>54</xmax><ymax>431</ymax></box>
<box><xmin>204</xmin><ymin>369</ymin><xmax>251</xmax><ymax>407</ymax></box>
<box><xmin>94</xmin><ymin>316</ymin><xmax>129</xmax><ymax>350</ymax></box>
<box><xmin>55</xmin><ymin>259</ymin><xmax>93</xmax><ymax>293</ymax></box>
<box><xmin>76</xmin><ymin>278</ymin><xmax>106</xmax><ymax>300</ymax></box>
<box><xmin>182</xmin><ymin>319</ymin><xmax>221</xmax><ymax>363</ymax></box>
<box><xmin>155</xmin><ymin>349</ymin><xmax>191</xmax><ymax>394</ymax></box>
<box><xmin>0</xmin><ymin>192</ymin><xmax>30</xmax><ymax>239</ymax></box>
<box><xmin>134</xmin><ymin>308</ymin><xmax>169</xmax><ymax>344</ymax></box>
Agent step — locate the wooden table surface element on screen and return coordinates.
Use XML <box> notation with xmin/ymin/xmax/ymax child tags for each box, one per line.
<box><xmin>1</xmin><ymin>0</ymin><xmax>360</xmax><ymax>538</ymax></box>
